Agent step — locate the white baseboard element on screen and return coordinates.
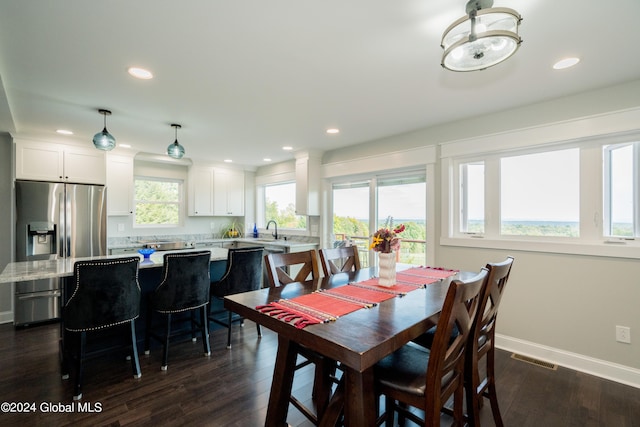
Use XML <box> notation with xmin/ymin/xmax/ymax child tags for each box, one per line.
<box><xmin>496</xmin><ymin>334</ymin><xmax>640</xmax><ymax>389</ymax></box>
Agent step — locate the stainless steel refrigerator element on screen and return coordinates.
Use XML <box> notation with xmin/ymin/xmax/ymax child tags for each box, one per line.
<box><xmin>14</xmin><ymin>180</ymin><xmax>107</xmax><ymax>326</ymax></box>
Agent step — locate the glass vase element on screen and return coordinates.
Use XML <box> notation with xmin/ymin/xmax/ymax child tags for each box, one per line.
<box><xmin>378</xmin><ymin>252</ymin><xmax>396</xmax><ymax>287</ymax></box>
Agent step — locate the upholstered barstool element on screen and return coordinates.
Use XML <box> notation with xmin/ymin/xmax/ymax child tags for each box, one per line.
<box><xmin>144</xmin><ymin>251</ymin><xmax>211</xmax><ymax>370</ymax></box>
<box><xmin>62</xmin><ymin>256</ymin><xmax>142</xmax><ymax>401</ymax></box>
<box><xmin>209</xmin><ymin>246</ymin><xmax>264</xmax><ymax>348</ymax></box>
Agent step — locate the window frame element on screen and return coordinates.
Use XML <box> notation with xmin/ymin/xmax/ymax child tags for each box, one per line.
<box><xmin>260</xmin><ymin>181</ymin><xmax>308</xmax><ymax>232</ymax></box>
<box><xmin>133</xmin><ymin>175</ymin><xmax>184</xmax><ymax>228</ymax></box>
<box><xmin>442</xmin><ymin>133</ymin><xmax>640</xmax><ymax>259</ymax></box>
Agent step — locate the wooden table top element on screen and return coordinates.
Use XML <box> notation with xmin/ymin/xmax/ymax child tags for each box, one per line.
<box><xmin>225</xmin><ymin>267</ymin><xmax>472</xmax><ymax>373</ymax></box>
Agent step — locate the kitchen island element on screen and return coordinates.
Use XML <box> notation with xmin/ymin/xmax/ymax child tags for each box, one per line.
<box><xmin>0</xmin><ymin>247</ymin><xmax>229</xmax><ymax>285</ymax></box>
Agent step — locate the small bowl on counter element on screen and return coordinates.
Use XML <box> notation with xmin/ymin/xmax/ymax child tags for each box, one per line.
<box><xmin>138</xmin><ymin>248</ymin><xmax>156</xmax><ymax>259</ymax></box>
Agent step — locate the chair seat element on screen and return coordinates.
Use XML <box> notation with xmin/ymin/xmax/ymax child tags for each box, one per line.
<box><xmin>375</xmin><ymin>342</ymin><xmax>431</xmax><ymax>397</ymax></box>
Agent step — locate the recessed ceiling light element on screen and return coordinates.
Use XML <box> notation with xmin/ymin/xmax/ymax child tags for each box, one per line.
<box><xmin>282</xmin><ymin>146</ymin><xmax>293</xmax><ymax>151</ymax></box>
<box><xmin>119</xmin><ymin>143</ymin><xmax>131</xmax><ymax>148</ymax></box>
<box><xmin>263</xmin><ymin>158</ymin><xmax>272</xmax><ymax>162</ymax></box>
<box><xmin>127</xmin><ymin>67</ymin><xmax>153</xmax><ymax>79</ymax></box>
<box><xmin>56</xmin><ymin>129</ymin><xmax>73</xmax><ymax>135</ymax></box>
<box><xmin>553</xmin><ymin>57</ymin><xmax>580</xmax><ymax>70</ymax></box>
<box><xmin>326</xmin><ymin>128</ymin><xmax>340</xmax><ymax>134</ymax></box>
<box><xmin>224</xmin><ymin>159</ymin><xmax>233</xmax><ymax>163</ymax></box>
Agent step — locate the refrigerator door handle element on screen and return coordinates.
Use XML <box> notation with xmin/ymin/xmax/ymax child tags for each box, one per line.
<box><xmin>17</xmin><ymin>290</ymin><xmax>62</xmax><ymax>300</ymax></box>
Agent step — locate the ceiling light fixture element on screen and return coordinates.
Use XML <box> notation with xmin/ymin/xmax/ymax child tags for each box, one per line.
<box><xmin>128</xmin><ymin>67</ymin><xmax>153</xmax><ymax>80</ymax></box>
<box><xmin>282</xmin><ymin>146</ymin><xmax>293</xmax><ymax>151</ymax></box>
<box><xmin>553</xmin><ymin>57</ymin><xmax>580</xmax><ymax>70</ymax></box>
<box><xmin>92</xmin><ymin>109</ymin><xmax>116</xmax><ymax>151</ymax></box>
<box><xmin>167</xmin><ymin>124</ymin><xmax>185</xmax><ymax>159</ymax></box>
<box><xmin>56</xmin><ymin>129</ymin><xmax>73</xmax><ymax>135</ymax></box>
<box><xmin>326</xmin><ymin>128</ymin><xmax>340</xmax><ymax>134</ymax></box>
<box><xmin>441</xmin><ymin>0</ymin><xmax>522</xmax><ymax>72</ymax></box>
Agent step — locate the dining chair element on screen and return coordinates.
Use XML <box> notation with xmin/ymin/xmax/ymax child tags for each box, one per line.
<box><xmin>374</xmin><ymin>268</ymin><xmax>489</xmax><ymax>427</ymax></box>
<box><xmin>62</xmin><ymin>256</ymin><xmax>142</xmax><ymax>401</ymax></box>
<box><xmin>144</xmin><ymin>251</ymin><xmax>211</xmax><ymax>370</ymax></box>
<box><xmin>209</xmin><ymin>246</ymin><xmax>264</xmax><ymax>349</ymax></box>
<box><xmin>264</xmin><ymin>249</ymin><xmax>320</xmax><ymax>287</ymax></box>
<box><xmin>319</xmin><ymin>245</ymin><xmax>361</xmax><ymax>277</ymax></box>
<box><xmin>466</xmin><ymin>256</ymin><xmax>514</xmax><ymax>427</ymax></box>
<box><xmin>264</xmin><ymin>249</ymin><xmax>334</xmax><ymax>424</ymax></box>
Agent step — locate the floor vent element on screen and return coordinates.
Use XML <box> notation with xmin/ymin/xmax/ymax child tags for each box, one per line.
<box><xmin>511</xmin><ymin>353</ymin><xmax>558</xmax><ymax>370</ymax></box>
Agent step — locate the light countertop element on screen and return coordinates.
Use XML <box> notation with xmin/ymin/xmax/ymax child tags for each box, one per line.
<box><xmin>0</xmin><ymin>248</ymin><xmax>229</xmax><ymax>284</ymax></box>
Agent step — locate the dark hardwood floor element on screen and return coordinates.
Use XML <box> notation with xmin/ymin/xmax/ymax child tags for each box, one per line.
<box><xmin>1</xmin><ymin>320</ymin><xmax>639</xmax><ymax>426</ymax></box>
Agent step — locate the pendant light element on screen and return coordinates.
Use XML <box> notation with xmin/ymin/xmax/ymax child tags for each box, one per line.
<box><xmin>441</xmin><ymin>0</ymin><xmax>522</xmax><ymax>72</ymax></box>
<box><xmin>92</xmin><ymin>109</ymin><xmax>116</xmax><ymax>151</ymax></box>
<box><xmin>167</xmin><ymin>124</ymin><xmax>185</xmax><ymax>159</ymax></box>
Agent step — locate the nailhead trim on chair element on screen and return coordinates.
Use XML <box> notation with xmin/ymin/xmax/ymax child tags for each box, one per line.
<box><xmin>65</xmin><ymin>258</ymin><xmax>141</xmax><ymax>332</ymax></box>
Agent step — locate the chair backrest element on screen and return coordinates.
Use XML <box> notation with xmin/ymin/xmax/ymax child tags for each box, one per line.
<box><xmin>425</xmin><ymin>268</ymin><xmax>489</xmax><ymax>419</ymax></box>
<box><xmin>211</xmin><ymin>247</ymin><xmax>264</xmax><ymax>298</ymax></box>
<box><xmin>153</xmin><ymin>251</ymin><xmax>211</xmax><ymax>313</ymax></box>
<box><xmin>475</xmin><ymin>256</ymin><xmax>514</xmax><ymax>350</ymax></box>
<box><xmin>64</xmin><ymin>257</ymin><xmax>141</xmax><ymax>332</ymax></box>
<box><xmin>319</xmin><ymin>246</ymin><xmax>361</xmax><ymax>276</ymax></box>
<box><xmin>264</xmin><ymin>249</ymin><xmax>319</xmax><ymax>287</ymax></box>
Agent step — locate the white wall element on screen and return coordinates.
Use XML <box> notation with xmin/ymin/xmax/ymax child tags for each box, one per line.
<box><xmin>321</xmin><ymin>79</ymin><xmax>640</xmax><ymax>387</ymax></box>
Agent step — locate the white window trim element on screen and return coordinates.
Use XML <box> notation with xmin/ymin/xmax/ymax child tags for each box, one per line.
<box><xmin>133</xmin><ymin>176</ymin><xmax>184</xmax><ymax>229</ymax></box>
<box><xmin>441</xmin><ymin>132</ymin><xmax>640</xmax><ymax>260</ymax></box>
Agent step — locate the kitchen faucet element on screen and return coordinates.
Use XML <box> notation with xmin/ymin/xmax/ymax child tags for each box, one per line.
<box><xmin>266</xmin><ymin>220</ymin><xmax>278</xmax><ymax>240</ymax></box>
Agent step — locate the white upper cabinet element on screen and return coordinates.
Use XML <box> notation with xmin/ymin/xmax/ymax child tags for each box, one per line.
<box><xmin>187</xmin><ymin>166</ymin><xmax>214</xmax><ymax>216</ymax></box>
<box><xmin>188</xmin><ymin>165</ymin><xmax>245</xmax><ymax>217</ymax></box>
<box><xmin>15</xmin><ymin>139</ymin><xmax>106</xmax><ymax>184</ymax></box>
<box><xmin>295</xmin><ymin>155</ymin><xmax>321</xmax><ymax>216</ymax></box>
<box><xmin>106</xmin><ymin>154</ymin><xmax>134</xmax><ymax>216</ymax></box>
<box><xmin>213</xmin><ymin>168</ymin><xmax>245</xmax><ymax>216</ymax></box>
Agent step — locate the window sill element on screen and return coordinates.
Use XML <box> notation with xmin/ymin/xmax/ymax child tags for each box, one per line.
<box><xmin>440</xmin><ymin>236</ymin><xmax>640</xmax><ymax>259</ymax></box>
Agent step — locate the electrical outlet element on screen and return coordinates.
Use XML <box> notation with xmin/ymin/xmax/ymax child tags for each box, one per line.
<box><xmin>210</xmin><ymin>222</ymin><xmax>216</xmax><ymax>231</ymax></box>
<box><xmin>616</xmin><ymin>325</ymin><xmax>631</xmax><ymax>343</ymax></box>
<box><xmin>117</xmin><ymin>223</ymin><xmax>125</xmax><ymax>232</ymax></box>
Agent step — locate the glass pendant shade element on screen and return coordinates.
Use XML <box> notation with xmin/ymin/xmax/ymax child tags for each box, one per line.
<box><xmin>92</xmin><ymin>109</ymin><xmax>116</xmax><ymax>151</ymax></box>
<box><xmin>167</xmin><ymin>124</ymin><xmax>185</xmax><ymax>159</ymax></box>
<box><xmin>441</xmin><ymin>6</ymin><xmax>522</xmax><ymax>72</ymax></box>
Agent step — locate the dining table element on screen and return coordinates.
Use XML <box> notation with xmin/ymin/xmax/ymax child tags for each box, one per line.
<box><xmin>224</xmin><ymin>266</ymin><xmax>473</xmax><ymax>427</ymax></box>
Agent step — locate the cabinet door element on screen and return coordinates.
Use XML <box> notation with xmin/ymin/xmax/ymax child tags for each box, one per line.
<box><xmin>15</xmin><ymin>139</ymin><xmax>106</xmax><ymax>184</ymax></box>
<box><xmin>106</xmin><ymin>154</ymin><xmax>133</xmax><ymax>216</ymax></box>
<box><xmin>213</xmin><ymin>168</ymin><xmax>245</xmax><ymax>216</ymax></box>
<box><xmin>188</xmin><ymin>166</ymin><xmax>214</xmax><ymax>216</ymax></box>
<box><xmin>15</xmin><ymin>140</ymin><xmax>64</xmax><ymax>181</ymax></box>
<box><xmin>64</xmin><ymin>145</ymin><xmax>106</xmax><ymax>184</ymax></box>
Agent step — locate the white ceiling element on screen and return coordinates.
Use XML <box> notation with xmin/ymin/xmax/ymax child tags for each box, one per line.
<box><xmin>0</xmin><ymin>0</ymin><xmax>639</xmax><ymax>168</ymax></box>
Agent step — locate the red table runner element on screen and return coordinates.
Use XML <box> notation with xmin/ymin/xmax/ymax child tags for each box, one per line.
<box><xmin>256</xmin><ymin>266</ymin><xmax>457</xmax><ymax>329</ymax></box>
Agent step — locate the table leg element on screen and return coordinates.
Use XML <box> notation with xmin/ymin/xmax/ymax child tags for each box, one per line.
<box><xmin>343</xmin><ymin>365</ymin><xmax>375</xmax><ymax>427</ymax></box>
<box><xmin>265</xmin><ymin>335</ymin><xmax>299</xmax><ymax>427</ymax></box>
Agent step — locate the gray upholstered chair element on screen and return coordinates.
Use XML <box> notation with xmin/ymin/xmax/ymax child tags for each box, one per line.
<box><xmin>209</xmin><ymin>246</ymin><xmax>264</xmax><ymax>349</ymax></box>
<box><xmin>62</xmin><ymin>256</ymin><xmax>142</xmax><ymax>401</ymax></box>
<box><xmin>144</xmin><ymin>251</ymin><xmax>211</xmax><ymax>370</ymax></box>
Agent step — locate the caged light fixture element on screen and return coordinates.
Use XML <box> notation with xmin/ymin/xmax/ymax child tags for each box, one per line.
<box><xmin>167</xmin><ymin>123</ymin><xmax>185</xmax><ymax>159</ymax></box>
<box><xmin>92</xmin><ymin>109</ymin><xmax>116</xmax><ymax>151</ymax></box>
<box><xmin>441</xmin><ymin>0</ymin><xmax>522</xmax><ymax>72</ymax></box>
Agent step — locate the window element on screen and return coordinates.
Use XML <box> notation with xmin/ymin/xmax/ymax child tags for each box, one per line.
<box><xmin>500</xmin><ymin>148</ymin><xmax>579</xmax><ymax>237</ymax></box>
<box><xmin>377</xmin><ymin>175</ymin><xmax>426</xmax><ymax>264</ymax></box>
<box><xmin>460</xmin><ymin>161</ymin><xmax>485</xmax><ymax>233</ymax></box>
<box><xmin>604</xmin><ymin>143</ymin><xmax>636</xmax><ymax>237</ymax></box>
<box><xmin>134</xmin><ymin>177</ymin><xmax>182</xmax><ymax>226</ymax></box>
<box><xmin>332</xmin><ymin>181</ymin><xmax>370</xmax><ymax>266</ymax></box>
<box><xmin>331</xmin><ymin>172</ymin><xmax>426</xmax><ymax>266</ymax></box>
<box><xmin>264</xmin><ymin>182</ymin><xmax>306</xmax><ymax>229</ymax></box>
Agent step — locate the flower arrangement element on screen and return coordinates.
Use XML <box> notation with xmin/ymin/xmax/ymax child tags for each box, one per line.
<box><xmin>370</xmin><ymin>217</ymin><xmax>405</xmax><ymax>254</ymax></box>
